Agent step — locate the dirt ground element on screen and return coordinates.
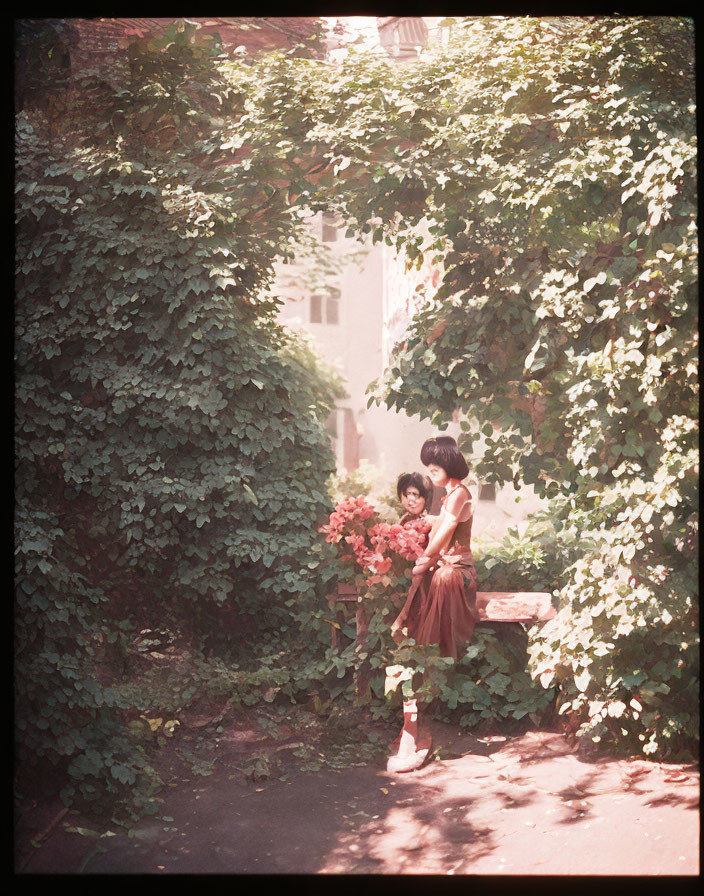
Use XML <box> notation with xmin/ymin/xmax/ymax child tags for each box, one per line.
<box><xmin>15</xmin><ymin>712</ymin><xmax>699</xmax><ymax>876</ymax></box>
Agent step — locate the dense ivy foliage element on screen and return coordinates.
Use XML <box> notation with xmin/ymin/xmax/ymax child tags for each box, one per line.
<box><xmin>213</xmin><ymin>15</ymin><xmax>697</xmax><ymax>757</ymax></box>
<box><xmin>296</xmin><ymin>16</ymin><xmax>697</xmax><ymax>757</ymax></box>
<box><xmin>15</xmin><ymin>21</ymin><xmax>344</xmax><ymax>813</ymax></box>
<box><xmin>15</xmin><ymin>16</ymin><xmax>697</xmax><ymax>824</ymax></box>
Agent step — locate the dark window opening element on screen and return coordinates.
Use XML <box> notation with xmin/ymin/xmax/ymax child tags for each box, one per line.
<box><xmin>325</xmin><ymin>410</ymin><xmax>338</xmax><ymax>439</ymax></box>
<box><xmin>478</xmin><ymin>483</ymin><xmax>496</xmax><ymax>501</ymax></box>
<box><xmin>322</xmin><ymin>213</ymin><xmax>338</xmax><ymax>242</ymax></box>
<box><xmin>342</xmin><ymin>408</ymin><xmax>360</xmax><ymax>470</ymax></box>
<box><xmin>310</xmin><ymin>294</ymin><xmax>322</xmax><ymax>323</ymax></box>
<box><xmin>326</xmin><ymin>295</ymin><xmax>339</xmax><ymax>325</ymax></box>
<box><xmin>311</xmin><ymin>289</ymin><xmax>340</xmax><ymax>325</ymax></box>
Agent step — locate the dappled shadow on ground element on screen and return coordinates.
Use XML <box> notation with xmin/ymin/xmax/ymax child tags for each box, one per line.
<box><xmin>315</xmin><ymin>773</ymin><xmax>498</xmax><ymax>874</ymax></box>
<box><xmin>18</xmin><ymin>717</ymin><xmax>700</xmax><ymax>874</ymax></box>
<box><xmin>494</xmin><ymin>788</ymin><xmax>536</xmax><ymax>810</ymax></box>
<box><xmin>295</xmin><ymin>725</ymin><xmax>700</xmax><ymax>873</ymax></box>
<box><xmin>643</xmin><ymin>792</ymin><xmax>699</xmax><ymax>811</ymax></box>
<box><xmin>314</xmin><ymin>724</ymin><xmax>547</xmax><ymax>873</ymax></box>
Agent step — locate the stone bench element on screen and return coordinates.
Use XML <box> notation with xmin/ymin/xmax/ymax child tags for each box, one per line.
<box><xmin>326</xmin><ymin>583</ymin><xmax>555</xmax><ymax>696</ymax></box>
<box><xmin>475</xmin><ymin>591</ymin><xmax>556</xmax><ymax>624</ymax></box>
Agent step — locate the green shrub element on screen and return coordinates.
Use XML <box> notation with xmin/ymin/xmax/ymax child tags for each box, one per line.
<box><xmin>14</xmin><ymin>23</ymin><xmax>344</xmax><ymax>816</ymax></box>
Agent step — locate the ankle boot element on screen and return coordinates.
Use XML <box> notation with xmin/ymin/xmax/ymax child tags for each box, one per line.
<box><xmin>386</xmin><ymin>698</ymin><xmax>432</xmax><ymax>773</ymax></box>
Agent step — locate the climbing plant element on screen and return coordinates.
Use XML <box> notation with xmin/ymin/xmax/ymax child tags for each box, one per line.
<box><xmin>212</xmin><ymin>15</ymin><xmax>697</xmax><ymax>757</ymax></box>
<box><xmin>300</xmin><ymin>16</ymin><xmax>697</xmax><ymax>757</ymax></box>
<box><xmin>15</xmin><ymin>19</ymin><xmax>344</xmax><ymax>814</ymax></box>
<box><xmin>15</xmin><ymin>14</ymin><xmax>698</xmax><ymax>829</ymax></box>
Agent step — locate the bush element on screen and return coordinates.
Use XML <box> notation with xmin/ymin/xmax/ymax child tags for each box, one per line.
<box><xmin>14</xmin><ymin>24</ymin><xmax>345</xmax><ymax>817</ymax></box>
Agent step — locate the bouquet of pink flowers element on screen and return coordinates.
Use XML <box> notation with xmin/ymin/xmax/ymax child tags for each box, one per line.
<box><xmin>319</xmin><ymin>495</ymin><xmax>431</xmax><ymax>585</ymax></box>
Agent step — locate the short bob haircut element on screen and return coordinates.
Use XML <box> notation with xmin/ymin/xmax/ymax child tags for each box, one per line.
<box><xmin>420</xmin><ymin>435</ymin><xmax>470</xmax><ymax>481</ymax></box>
<box><xmin>396</xmin><ymin>471</ymin><xmax>432</xmax><ymax>503</ymax></box>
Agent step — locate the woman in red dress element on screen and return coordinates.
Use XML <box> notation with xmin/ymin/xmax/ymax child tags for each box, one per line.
<box><xmin>387</xmin><ymin>435</ymin><xmax>479</xmax><ymax>773</ymax></box>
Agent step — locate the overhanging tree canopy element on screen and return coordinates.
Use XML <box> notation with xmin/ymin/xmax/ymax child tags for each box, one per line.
<box><xmin>267</xmin><ymin>15</ymin><xmax>697</xmax><ymax>755</ymax></box>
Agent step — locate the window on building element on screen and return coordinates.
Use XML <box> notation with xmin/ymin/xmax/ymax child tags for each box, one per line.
<box><xmin>376</xmin><ymin>17</ymin><xmax>428</xmax><ymax>60</ymax></box>
<box><xmin>325</xmin><ymin>409</ymin><xmax>338</xmax><ymax>439</ymax></box>
<box><xmin>342</xmin><ymin>407</ymin><xmax>360</xmax><ymax>471</ymax></box>
<box><xmin>326</xmin><ymin>289</ymin><xmax>340</xmax><ymax>324</ymax></box>
<box><xmin>322</xmin><ymin>213</ymin><xmax>338</xmax><ymax>242</ymax></box>
<box><xmin>310</xmin><ymin>289</ymin><xmax>340</xmax><ymax>325</ymax></box>
<box><xmin>478</xmin><ymin>483</ymin><xmax>496</xmax><ymax>501</ymax></box>
<box><xmin>325</xmin><ymin>409</ymin><xmax>340</xmax><ymax>463</ymax></box>
<box><xmin>310</xmin><ymin>294</ymin><xmax>323</xmax><ymax>323</ymax></box>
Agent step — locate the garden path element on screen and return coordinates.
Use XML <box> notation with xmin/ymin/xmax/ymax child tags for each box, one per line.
<box><xmin>17</xmin><ymin>719</ymin><xmax>699</xmax><ymax>876</ymax></box>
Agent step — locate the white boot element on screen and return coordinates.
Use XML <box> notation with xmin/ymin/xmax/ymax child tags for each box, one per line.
<box><xmin>386</xmin><ymin>699</ymin><xmax>432</xmax><ymax>773</ymax></box>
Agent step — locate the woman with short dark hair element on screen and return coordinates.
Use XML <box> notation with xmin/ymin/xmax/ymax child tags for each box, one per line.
<box><xmin>387</xmin><ymin>435</ymin><xmax>479</xmax><ymax>774</ymax></box>
<box><xmin>419</xmin><ymin>435</ymin><xmax>470</xmax><ymax>481</ymax></box>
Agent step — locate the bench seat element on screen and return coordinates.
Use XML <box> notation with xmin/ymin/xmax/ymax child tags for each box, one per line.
<box><xmin>329</xmin><ymin>584</ymin><xmax>555</xmax><ymax>624</ymax></box>
<box><xmin>326</xmin><ymin>584</ymin><xmax>555</xmax><ymax>697</ymax></box>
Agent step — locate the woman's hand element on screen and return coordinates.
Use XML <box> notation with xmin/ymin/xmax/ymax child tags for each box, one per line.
<box><xmin>412</xmin><ymin>555</ymin><xmax>434</xmax><ymax>577</ymax></box>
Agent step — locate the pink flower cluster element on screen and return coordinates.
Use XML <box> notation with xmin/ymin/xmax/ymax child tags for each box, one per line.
<box><xmin>319</xmin><ymin>495</ymin><xmax>377</xmax><ymax>545</ymax></box>
<box><xmin>319</xmin><ymin>495</ymin><xmax>431</xmax><ymax>584</ymax></box>
<box><xmin>369</xmin><ymin>519</ymin><xmax>432</xmax><ymax>562</ymax></box>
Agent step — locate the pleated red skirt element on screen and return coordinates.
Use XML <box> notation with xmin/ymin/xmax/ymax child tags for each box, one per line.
<box><xmin>399</xmin><ymin>558</ymin><xmax>479</xmax><ymax>660</ymax></box>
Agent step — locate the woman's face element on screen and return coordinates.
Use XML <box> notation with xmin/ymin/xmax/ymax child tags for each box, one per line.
<box><xmin>425</xmin><ymin>463</ymin><xmax>449</xmax><ymax>488</ymax></box>
<box><xmin>401</xmin><ymin>486</ymin><xmax>425</xmax><ymax>516</ymax></box>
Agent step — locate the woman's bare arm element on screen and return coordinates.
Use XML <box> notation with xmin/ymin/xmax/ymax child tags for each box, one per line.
<box><xmin>413</xmin><ymin>489</ymin><xmax>470</xmax><ymax>572</ymax></box>
<box><xmin>424</xmin><ymin>514</ymin><xmax>459</xmax><ymax>558</ymax></box>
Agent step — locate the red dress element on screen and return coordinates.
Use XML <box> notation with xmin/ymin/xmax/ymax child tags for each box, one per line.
<box><xmin>392</xmin><ymin>494</ymin><xmax>479</xmax><ymax>660</ymax></box>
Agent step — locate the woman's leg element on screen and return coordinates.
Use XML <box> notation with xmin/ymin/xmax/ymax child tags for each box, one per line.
<box><xmin>386</xmin><ymin>572</ymin><xmax>438</xmax><ymax>772</ymax></box>
<box><xmin>414</xmin><ymin>563</ymin><xmax>476</xmax><ymax>659</ymax></box>
<box><xmin>386</xmin><ymin>696</ymin><xmax>433</xmax><ymax>773</ymax></box>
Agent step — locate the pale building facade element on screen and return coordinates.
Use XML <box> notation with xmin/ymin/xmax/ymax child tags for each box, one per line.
<box><xmin>274</xmin><ymin>215</ymin><xmax>442</xmax><ymax>486</ymax></box>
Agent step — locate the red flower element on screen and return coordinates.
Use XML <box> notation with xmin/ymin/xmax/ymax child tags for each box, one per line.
<box><xmin>374</xmin><ymin>556</ymin><xmax>393</xmax><ymax>574</ymax></box>
<box><xmin>320</xmin><ymin>496</ymin><xmax>430</xmax><ymax>587</ymax></box>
